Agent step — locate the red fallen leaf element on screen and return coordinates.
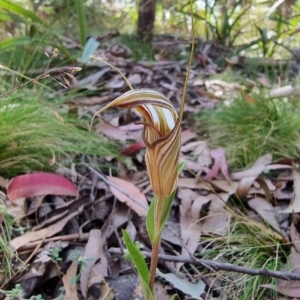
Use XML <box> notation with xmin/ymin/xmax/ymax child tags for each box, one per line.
<box><xmin>120</xmin><ymin>141</ymin><xmax>145</xmax><ymax>156</ymax></box>
<box><xmin>7</xmin><ymin>172</ymin><xmax>78</xmax><ymax>202</ymax></box>
<box><xmin>204</xmin><ymin>148</ymin><xmax>229</xmax><ymax>181</ymax></box>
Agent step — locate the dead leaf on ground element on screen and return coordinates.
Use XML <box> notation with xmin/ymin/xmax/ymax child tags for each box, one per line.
<box><xmin>154</xmin><ymin>282</ymin><xmax>174</xmax><ymax>300</ymax></box>
<box><xmin>7</xmin><ymin>172</ymin><xmax>78</xmax><ymax>202</ymax></box>
<box><xmin>178</xmin><ymin>189</ymin><xmax>206</xmax><ymax>269</ymax></box>
<box><xmin>107</xmin><ymin>176</ymin><xmax>148</xmax><ymax>216</ymax></box>
<box><xmin>157</xmin><ymin>269</ymin><xmax>205</xmax><ymax>299</ymax></box>
<box><xmin>63</xmin><ymin>261</ymin><xmax>79</xmax><ymax>300</ymax></box>
<box><xmin>204</xmin><ymin>148</ymin><xmax>229</xmax><ymax>181</ymax></box>
<box><xmin>181</xmin><ymin>129</ymin><xmax>197</xmax><ymax>145</ymax></box>
<box><xmin>248</xmin><ymin>197</ymin><xmax>282</xmax><ymax>233</ymax></box>
<box><xmin>201</xmin><ymin>193</ymin><xmax>230</xmax><ymax>235</ymax></box>
<box><xmin>178</xmin><ymin>178</ymin><xmax>213</xmax><ymax>191</ymax></box>
<box><xmin>120</xmin><ymin>141</ymin><xmax>145</xmax><ymax>156</ymax></box>
<box><xmin>95</xmin><ymin>119</ymin><xmax>141</xmax><ymax>141</ymax></box>
<box><xmin>231</xmin><ymin>153</ymin><xmax>272</xmax><ymax>181</ymax></box>
<box><xmin>5</xmin><ymin>197</ymin><xmax>27</xmax><ymax>219</ymax></box>
<box><xmin>10</xmin><ymin>205</ymin><xmax>83</xmax><ymax>250</ymax></box>
<box><xmin>80</xmin><ymin>229</ymin><xmax>108</xmax><ymax>298</ymax></box>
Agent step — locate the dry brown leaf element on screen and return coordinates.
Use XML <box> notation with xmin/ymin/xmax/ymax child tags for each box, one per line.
<box><xmin>201</xmin><ymin>193</ymin><xmax>230</xmax><ymax>235</ymax></box>
<box><xmin>6</xmin><ymin>197</ymin><xmax>26</xmax><ymax>220</ymax></box>
<box><xmin>102</xmin><ymin>204</ymin><xmax>130</xmax><ymax>240</ymax></box>
<box><xmin>248</xmin><ymin>197</ymin><xmax>282</xmax><ymax>233</ymax></box>
<box><xmin>231</xmin><ymin>153</ymin><xmax>272</xmax><ymax>180</ymax></box>
<box><xmin>80</xmin><ymin>229</ymin><xmax>108</xmax><ymax>298</ymax></box>
<box><xmin>248</xmin><ymin>177</ymin><xmax>275</xmax><ymax>199</ymax></box>
<box><xmin>107</xmin><ymin>176</ymin><xmax>148</xmax><ymax>216</ymax></box>
<box><xmin>127</xmin><ymin>73</ymin><xmax>142</xmax><ymax>85</ymax></box>
<box><xmin>63</xmin><ymin>261</ymin><xmax>79</xmax><ymax>300</ymax></box>
<box><xmin>106</xmin><ymin>75</ymin><xmax>124</xmax><ymax>89</ymax></box>
<box><xmin>178</xmin><ymin>178</ymin><xmax>213</xmax><ymax>191</ymax></box>
<box><xmin>204</xmin><ymin>148</ymin><xmax>229</xmax><ymax>181</ymax></box>
<box><xmin>240</xmin><ymin>90</ymin><xmax>255</xmax><ymax>103</ymax></box>
<box><xmin>10</xmin><ymin>206</ymin><xmax>83</xmax><ymax>250</ymax></box>
<box><xmin>95</xmin><ymin>120</ymin><xmax>141</xmax><ymax>141</ymax></box>
<box><xmin>281</xmin><ymin>164</ymin><xmax>300</xmax><ymax>213</ymax></box>
<box><xmin>181</xmin><ymin>129</ymin><xmax>197</xmax><ymax>145</ymax></box>
<box><xmin>178</xmin><ymin>189</ymin><xmax>206</xmax><ymax>269</ymax></box>
<box><xmin>209</xmin><ymin>180</ymin><xmax>239</xmax><ymax>195</ymax></box>
<box><xmin>161</xmin><ymin>220</ymin><xmax>181</xmax><ymax>246</ymax></box>
<box><xmin>236</xmin><ymin>176</ymin><xmax>260</xmax><ymax>200</ymax></box>
<box><xmin>181</xmin><ymin>157</ymin><xmax>206</xmax><ymax>173</ymax></box>
<box><xmin>119</xmin><ymin>123</ymin><xmax>144</xmax><ymax>131</ymax></box>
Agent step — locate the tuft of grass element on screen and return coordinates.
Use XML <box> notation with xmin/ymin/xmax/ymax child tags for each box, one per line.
<box><xmin>197</xmin><ymin>92</ymin><xmax>300</xmax><ymax>169</ymax></box>
<box><xmin>198</xmin><ymin>211</ymin><xmax>286</xmax><ymax>300</ymax></box>
<box><xmin>0</xmin><ymin>88</ymin><xmax>117</xmax><ymax>178</ymax></box>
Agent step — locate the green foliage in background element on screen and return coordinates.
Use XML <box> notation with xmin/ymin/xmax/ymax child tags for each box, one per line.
<box><xmin>1</xmin><ymin>0</ymin><xmax>300</xmax><ymax>61</ymax></box>
<box><xmin>198</xmin><ymin>93</ymin><xmax>300</xmax><ymax>169</ymax></box>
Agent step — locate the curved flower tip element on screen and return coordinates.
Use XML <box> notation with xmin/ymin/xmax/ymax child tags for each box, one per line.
<box><xmin>95</xmin><ymin>89</ymin><xmax>181</xmax><ymax>198</ymax></box>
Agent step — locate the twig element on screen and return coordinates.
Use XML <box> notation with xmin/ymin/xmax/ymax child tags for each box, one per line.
<box><xmin>109</xmin><ymin>248</ymin><xmax>300</xmax><ymax>281</ymax></box>
<box><xmin>0</xmin><ymin>66</ymin><xmax>81</xmax><ymax>98</ymax></box>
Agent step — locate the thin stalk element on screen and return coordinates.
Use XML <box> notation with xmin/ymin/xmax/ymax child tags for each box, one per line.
<box><xmin>149</xmin><ymin>233</ymin><xmax>161</xmax><ymax>290</ymax></box>
<box><xmin>148</xmin><ymin>197</ymin><xmax>165</xmax><ymax>290</ymax></box>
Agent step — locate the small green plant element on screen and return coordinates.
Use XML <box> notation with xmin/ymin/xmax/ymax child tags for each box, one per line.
<box><xmin>198</xmin><ymin>92</ymin><xmax>300</xmax><ymax>168</ymax></box>
<box><xmin>5</xmin><ymin>284</ymin><xmax>23</xmax><ymax>299</ymax></box>
<box><xmin>48</xmin><ymin>246</ymin><xmax>63</xmax><ymax>262</ymax></box>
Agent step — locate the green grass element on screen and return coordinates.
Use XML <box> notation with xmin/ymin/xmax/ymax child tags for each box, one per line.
<box><xmin>0</xmin><ymin>82</ymin><xmax>117</xmax><ymax>177</ymax></box>
<box><xmin>198</xmin><ymin>212</ymin><xmax>286</xmax><ymax>300</ymax></box>
<box><xmin>197</xmin><ymin>92</ymin><xmax>300</xmax><ymax>169</ymax></box>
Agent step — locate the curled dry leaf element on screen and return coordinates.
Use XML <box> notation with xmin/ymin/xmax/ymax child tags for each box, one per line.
<box><xmin>231</xmin><ymin>153</ymin><xmax>272</xmax><ymax>181</ymax></box>
<box><xmin>248</xmin><ymin>197</ymin><xmax>282</xmax><ymax>233</ymax></box>
<box><xmin>107</xmin><ymin>176</ymin><xmax>148</xmax><ymax>216</ymax></box>
<box><xmin>80</xmin><ymin>229</ymin><xmax>108</xmax><ymax>298</ymax></box>
<box><xmin>7</xmin><ymin>172</ymin><xmax>78</xmax><ymax>202</ymax></box>
<box><xmin>201</xmin><ymin>193</ymin><xmax>230</xmax><ymax>235</ymax></box>
<box><xmin>204</xmin><ymin>148</ymin><xmax>229</xmax><ymax>181</ymax></box>
<box><xmin>10</xmin><ymin>205</ymin><xmax>83</xmax><ymax>250</ymax></box>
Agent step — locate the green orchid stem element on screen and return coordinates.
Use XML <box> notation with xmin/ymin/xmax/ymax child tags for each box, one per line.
<box><xmin>149</xmin><ymin>233</ymin><xmax>161</xmax><ymax>290</ymax></box>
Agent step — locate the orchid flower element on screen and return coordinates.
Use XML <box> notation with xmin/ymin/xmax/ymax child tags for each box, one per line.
<box><xmin>95</xmin><ymin>89</ymin><xmax>182</xmax><ymax>199</ymax></box>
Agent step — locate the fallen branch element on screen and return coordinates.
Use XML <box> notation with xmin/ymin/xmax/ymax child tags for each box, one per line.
<box><xmin>109</xmin><ymin>248</ymin><xmax>300</xmax><ymax>281</ymax></box>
